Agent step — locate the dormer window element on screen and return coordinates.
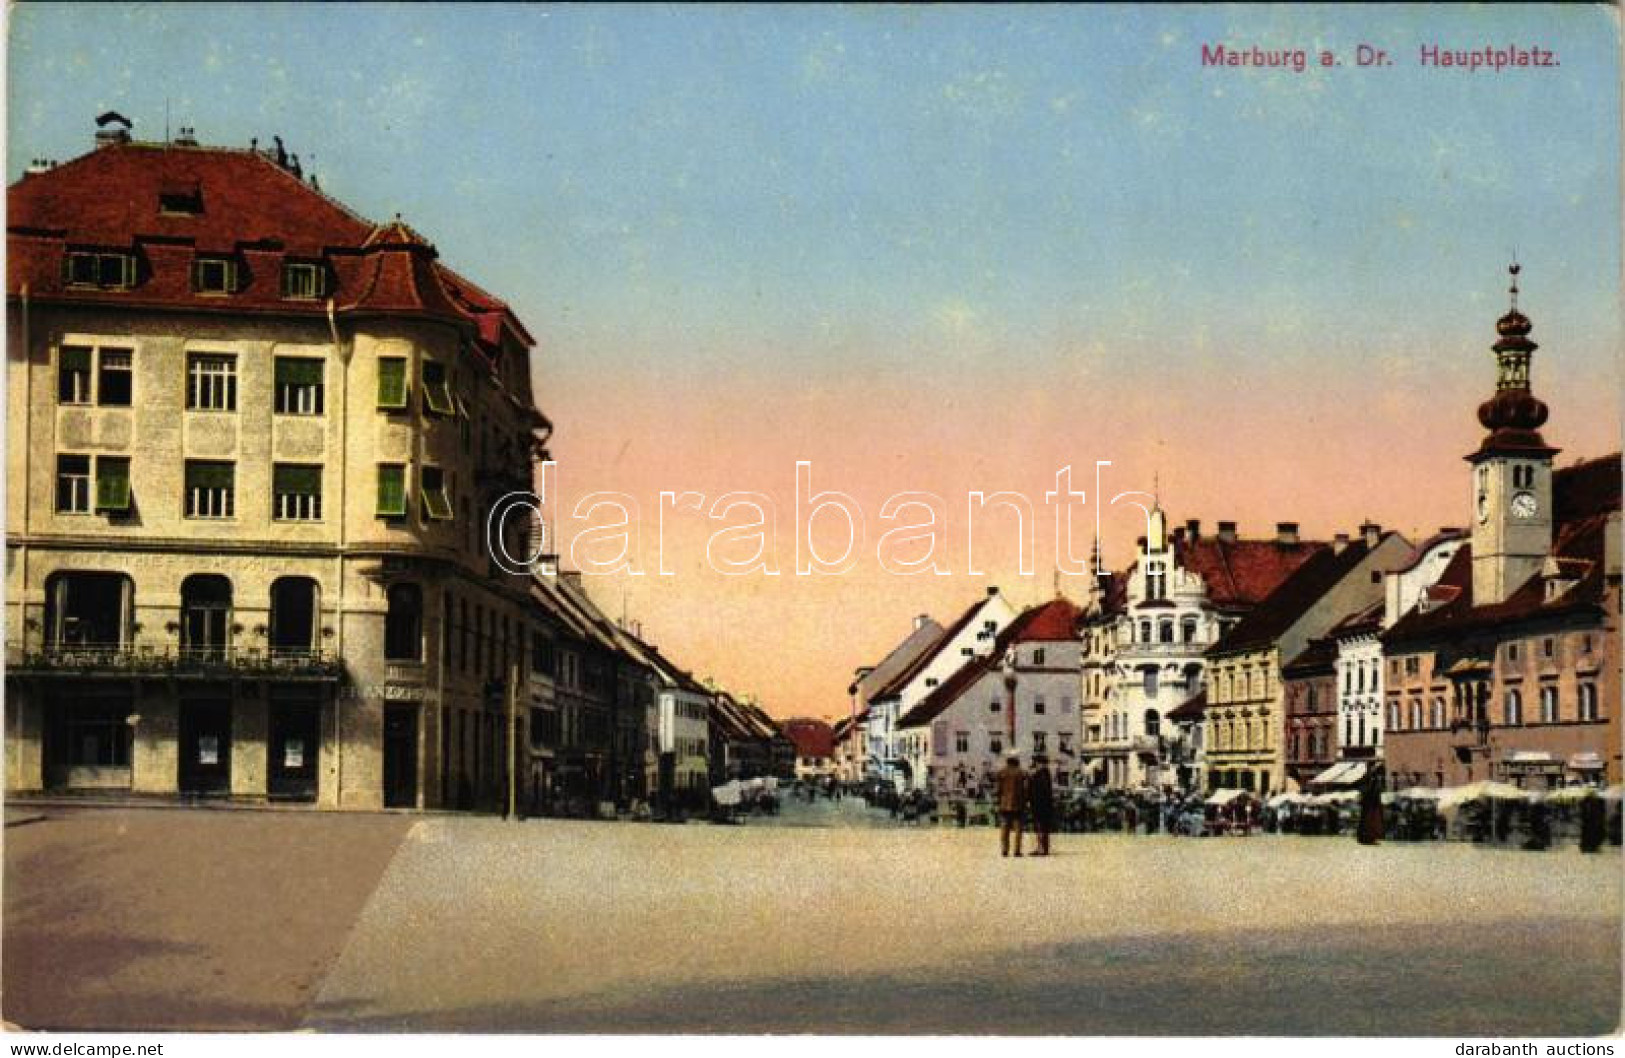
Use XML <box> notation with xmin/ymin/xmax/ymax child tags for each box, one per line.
<box><xmin>158</xmin><ymin>180</ymin><xmax>202</xmax><ymax>215</ymax></box>
<box><xmin>281</xmin><ymin>261</ymin><xmax>326</xmax><ymax>300</ymax></box>
<box><xmin>191</xmin><ymin>256</ymin><xmax>238</xmax><ymax>295</ymax></box>
<box><xmin>64</xmin><ymin>250</ymin><xmax>136</xmax><ymax>290</ymax></box>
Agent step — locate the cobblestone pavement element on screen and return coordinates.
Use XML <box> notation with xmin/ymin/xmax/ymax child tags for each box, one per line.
<box><xmin>5</xmin><ymin>803</ymin><xmax>1619</xmax><ymax>1033</ymax></box>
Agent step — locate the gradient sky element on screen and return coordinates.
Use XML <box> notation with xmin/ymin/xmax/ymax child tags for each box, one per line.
<box><xmin>9</xmin><ymin>4</ymin><xmax>1622</xmax><ymax>719</ymax></box>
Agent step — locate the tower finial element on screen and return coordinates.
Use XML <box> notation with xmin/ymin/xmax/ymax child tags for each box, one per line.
<box><xmin>1509</xmin><ymin>256</ymin><xmax>1520</xmax><ymax>312</ymax></box>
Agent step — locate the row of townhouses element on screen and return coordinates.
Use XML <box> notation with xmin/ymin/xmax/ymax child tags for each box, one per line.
<box><xmin>838</xmin><ymin>267</ymin><xmax>1620</xmax><ymax>798</ymax></box>
<box><xmin>3</xmin><ymin>117</ymin><xmax>796</xmax><ymax>813</ymax></box>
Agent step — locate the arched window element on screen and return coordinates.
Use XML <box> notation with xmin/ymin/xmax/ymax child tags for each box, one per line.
<box><xmin>1144</xmin><ymin>709</ymin><xmax>1160</xmax><ymax>737</ymax></box>
<box><xmin>44</xmin><ymin>571</ymin><xmax>133</xmax><ymax>650</ymax></box>
<box><xmin>1429</xmin><ymin>697</ymin><xmax>1444</xmax><ymax>728</ymax></box>
<box><xmin>1579</xmin><ymin>683</ymin><xmax>1598</xmax><ymax>722</ymax></box>
<box><xmin>269</xmin><ymin>577</ymin><xmax>319</xmax><ymax>656</ymax></box>
<box><xmin>1503</xmin><ymin>689</ymin><xmax>1522</xmax><ymax>726</ymax></box>
<box><xmin>1409</xmin><ymin>701</ymin><xmax>1422</xmax><ymax>729</ymax></box>
<box><xmin>180</xmin><ymin>574</ymin><xmax>232</xmax><ymax>660</ymax></box>
<box><xmin>1540</xmin><ymin>685</ymin><xmax>1558</xmax><ymax>724</ymax></box>
<box><xmin>1181</xmin><ymin>617</ymin><xmax>1198</xmax><ymax>643</ymax></box>
<box><xmin>385</xmin><ymin>583</ymin><xmax>424</xmax><ymax>661</ymax></box>
<box><xmin>1139</xmin><ymin>620</ymin><xmax>1152</xmax><ymax>643</ymax></box>
<box><xmin>1388</xmin><ymin>702</ymin><xmax>1399</xmax><ymax>730</ymax></box>
<box><xmin>1158</xmin><ymin>620</ymin><xmax>1174</xmax><ymax>644</ymax></box>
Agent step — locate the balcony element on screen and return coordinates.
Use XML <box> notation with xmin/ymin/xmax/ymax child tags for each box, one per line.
<box><xmin>6</xmin><ymin>642</ymin><xmax>345</xmax><ymax>680</ymax></box>
<box><xmin>1117</xmin><ymin>641</ymin><xmax>1203</xmax><ymax>659</ymax></box>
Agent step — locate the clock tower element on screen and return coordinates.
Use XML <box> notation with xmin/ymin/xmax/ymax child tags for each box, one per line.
<box><xmin>1468</xmin><ymin>263</ymin><xmax>1559</xmax><ymax>606</ymax></box>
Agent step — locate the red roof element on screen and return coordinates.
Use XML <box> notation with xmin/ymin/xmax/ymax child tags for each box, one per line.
<box><xmin>896</xmin><ymin>596</ymin><xmax>1082</xmax><ymax>730</ymax></box>
<box><xmin>780</xmin><ymin>719</ymin><xmax>836</xmax><ymax>759</ymax></box>
<box><xmin>8</xmin><ymin>141</ymin><xmax>533</xmax><ymax>351</ymax></box>
<box><xmin>1010</xmin><ymin>596</ymin><xmax>1083</xmax><ymax>642</ymax></box>
<box><xmin>1175</xmin><ymin>534</ymin><xmax>1327</xmax><ymax>610</ymax></box>
<box><xmin>1383</xmin><ymin>454</ymin><xmax>1621</xmax><ymax>645</ymax></box>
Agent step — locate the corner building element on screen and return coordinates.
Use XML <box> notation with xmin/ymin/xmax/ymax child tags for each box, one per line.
<box><xmin>5</xmin><ymin>123</ymin><xmax>550</xmax><ymax>809</ymax></box>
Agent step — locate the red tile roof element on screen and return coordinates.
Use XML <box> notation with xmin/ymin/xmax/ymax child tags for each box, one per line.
<box><xmin>1383</xmin><ymin>454</ymin><xmax>1621</xmax><ymax>645</ymax></box>
<box><xmin>780</xmin><ymin>719</ymin><xmax>836</xmax><ymax>759</ymax></box>
<box><xmin>1211</xmin><ymin>538</ymin><xmax>1384</xmax><ymax>655</ymax></box>
<box><xmin>1175</xmin><ymin>534</ymin><xmax>1327</xmax><ymax>610</ymax></box>
<box><xmin>8</xmin><ymin>141</ymin><xmax>533</xmax><ymax>351</ymax></box>
<box><xmin>896</xmin><ymin>596</ymin><xmax>1081</xmax><ymax>730</ymax></box>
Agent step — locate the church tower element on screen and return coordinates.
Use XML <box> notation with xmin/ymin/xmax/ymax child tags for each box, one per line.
<box><xmin>1468</xmin><ymin>263</ymin><xmax>1559</xmax><ymax>606</ymax></box>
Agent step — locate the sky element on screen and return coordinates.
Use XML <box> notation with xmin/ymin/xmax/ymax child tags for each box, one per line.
<box><xmin>8</xmin><ymin>4</ymin><xmax>1622</xmax><ymax>719</ymax></box>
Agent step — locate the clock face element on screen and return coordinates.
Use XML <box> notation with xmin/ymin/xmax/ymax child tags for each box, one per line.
<box><xmin>1511</xmin><ymin>491</ymin><xmax>1539</xmax><ymax>519</ymax></box>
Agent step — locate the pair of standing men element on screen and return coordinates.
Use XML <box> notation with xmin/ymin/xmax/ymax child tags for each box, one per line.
<box><xmin>995</xmin><ymin>755</ymin><xmax>1056</xmax><ymax>857</ymax></box>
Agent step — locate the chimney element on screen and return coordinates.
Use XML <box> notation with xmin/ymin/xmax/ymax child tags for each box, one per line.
<box><xmin>1186</xmin><ymin>518</ymin><xmax>1200</xmax><ymax>540</ymax></box>
<box><xmin>94</xmin><ymin>111</ymin><xmax>132</xmax><ymax>148</ymax></box>
<box><xmin>1360</xmin><ymin>521</ymin><xmax>1382</xmax><ymax>548</ymax></box>
<box><xmin>1333</xmin><ymin>532</ymin><xmax>1350</xmax><ymax>554</ymax></box>
<box><xmin>1217</xmin><ymin>521</ymin><xmax>1238</xmax><ymax>543</ymax></box>
<box><xmin>1276</xmin><ymin>522</ymin><xmax>1300</xmax><ymax>545</ymax></box>
<box><xmin>913</xmin><ymin>614</ymin><xmax>930</xmax><ymax>631</ymax></box>
<box><xmin>173</xmin><ymin>126</ymin><xmax>198</xmax><ymax>148</ymax></box>
<box><xmin>535</xmin><ymin>553</ymin><xmax>560</xmax><ymax>577</ymax></box>
<box><xmin>986</xmin><ymin>585</ymin><xmax>999</xmax><ymax>597</ymax></box>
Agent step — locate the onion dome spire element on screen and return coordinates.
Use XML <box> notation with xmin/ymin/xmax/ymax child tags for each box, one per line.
<box><xmin>1472</xmin><ymin>261</ymin><xmax>1555</xmax><ymax>458</ymax></box>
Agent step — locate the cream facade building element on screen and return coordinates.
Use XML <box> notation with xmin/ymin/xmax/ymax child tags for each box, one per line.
<box><xmin>6</xmin><ymin>126</ymin><xmax>549</xmax><ymax>810</ymax></box>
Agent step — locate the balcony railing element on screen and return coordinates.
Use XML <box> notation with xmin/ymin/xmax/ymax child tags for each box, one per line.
<box><xmin>6</xmin><ymin>642</ymin><xmax>345</xmax><ymax>678</ymax></box>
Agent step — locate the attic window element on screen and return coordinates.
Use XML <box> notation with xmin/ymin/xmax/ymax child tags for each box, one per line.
<box><xmin>191</xmin><ymin>257</ymin><xmax>238</xmax><ymax>295</ymax></box>
<box><xmin>64</xmin><ymin>251</ymin><xmax>136</xmax><ymax>290</ymax></box>
<box><xmin>158</xmin><ymin>182</ymin><xmax>202</xmax><ymax>215</ymax></box>
<box><xmin>281</xmin><ymin>261</ymin><xmax>326</xmax><ymax>300</ymax></box>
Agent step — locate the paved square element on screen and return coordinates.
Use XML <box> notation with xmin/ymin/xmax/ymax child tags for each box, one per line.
<box><xmin>5</xmin><ymin>803</ymin><xmax>1619</xmax><ymax>1033</ymax></box>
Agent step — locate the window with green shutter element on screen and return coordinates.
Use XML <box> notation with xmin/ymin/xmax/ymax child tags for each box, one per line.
<box><xmin>95</xmin><ymin>456</ymin><xmax>131</xmax><ymax>512</ymax></box>
<box><xmin>420</xmin><ymin>467</ymin><xmax>453</xmax><ymax>521</ymax></box>
<box><xmin>422</xmin><ymin>361</ymin><xmax>454</xmax><ymax>415</ymax></box>
<box><xmin>377</xmin><ymin>464</ymin><xmax>407</xmax><ymax>518</ymax></box>
<box><xmin>377</xmin><ymin>357</ymin><xmax>408</xmax><ymax>410</ymax></box>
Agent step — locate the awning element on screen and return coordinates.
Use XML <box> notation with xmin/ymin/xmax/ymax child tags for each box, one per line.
<box><xmin>1205</xmin><ymin>788</ymin><xmax>1253</xmax><ymax>807</ymax></box>
<box><xmin>1309</xmin><ymin>760</ymin><xmax>1368</xmax><ymax>788</ymax></box>
<box><xmin>1567</xmin><ymin>752</ymin><xmax>1606</xmax><ymax>771</ymax></box>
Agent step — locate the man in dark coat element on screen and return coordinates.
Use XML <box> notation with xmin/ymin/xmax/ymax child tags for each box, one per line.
<box><xmin>1028</xmin><ymin>755</ymin><xmax>1056</xmax><ymax>856</ymax></box>
<box><xmin>1357</xmin><ymin>764</ymin><xmax>1385</xmax><ymax>845</ymax></box>
<box><xmin>996</xmin><ymin>755</ymin><xmax>1028</xmax><ymax>857</ymax></box>
<box><xmin>1579</xmin><ymin>791</ymin><xmax>1606</xmax><ymax>853</ymax></box>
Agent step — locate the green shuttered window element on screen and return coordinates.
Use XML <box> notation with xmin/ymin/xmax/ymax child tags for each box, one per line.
<box><xmin>377</xmin><ymin>464</ymin><xmax>407</xmax><ymax>518</ymax></box>
<box><xmin>377</xmin><ymin>357</ymin><xmax>408</xmax><ymax>410</ymax></box>
<box><xmin>95</xmin><ymin>457</ymin><xmax>131</xmax><ymax>512</ymax></box>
